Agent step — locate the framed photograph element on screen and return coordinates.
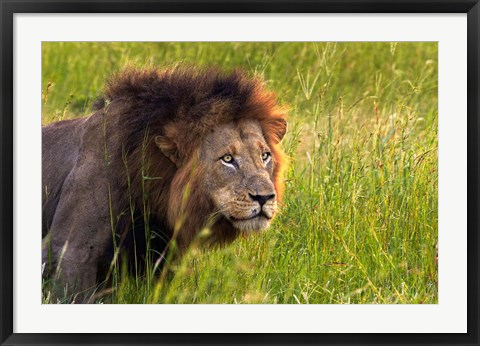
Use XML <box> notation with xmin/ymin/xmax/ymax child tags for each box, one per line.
<box><xmin>1</xmin><ymin>1</ymin><xmax>478</xmax><ymax>345</ymax></box>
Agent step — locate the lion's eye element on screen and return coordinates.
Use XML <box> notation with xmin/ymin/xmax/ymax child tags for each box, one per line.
<box><xmin>262</xmin><ymin>152</ymin><xmax>271</xmax><ymax>163</ymax></box>
<box><xmin>221</xmin><ymin>154</ymin><xmax>234</xmax><ymax>164</ymax></box>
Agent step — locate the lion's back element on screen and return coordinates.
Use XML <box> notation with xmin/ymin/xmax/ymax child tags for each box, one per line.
<box><xmin>42</xmin><ymin>117</ymin><xmax>85</xmax><ymax>236</ymax></box>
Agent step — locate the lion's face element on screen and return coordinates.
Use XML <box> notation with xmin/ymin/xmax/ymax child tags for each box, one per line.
<box><xmin>200</xmin><ymin>119</ymin><xmax>279</xmax><ymax>232</ymax></box>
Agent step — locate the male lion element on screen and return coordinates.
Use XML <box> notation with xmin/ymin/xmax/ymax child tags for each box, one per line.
<box><xmin>42</xmin><ymin>66</ymin><xmax>287</xmax><ymax>302</ymax></box>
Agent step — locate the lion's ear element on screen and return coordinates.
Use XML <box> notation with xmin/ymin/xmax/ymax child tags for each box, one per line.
<box><xmin>272</xmin><ymin>118</ymin><xmax>287</xmax><ymax>143</ymax></box>
<box><xmin>155</xmin><ymin>135</ymin><xmax>181</xmax><ymax>167</ymax></box>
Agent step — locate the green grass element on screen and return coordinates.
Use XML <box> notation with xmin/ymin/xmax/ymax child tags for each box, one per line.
<box><xmin>42</xmin><ymin>42</ymin><xmax>438</xmax><ymax>304</ymax></box>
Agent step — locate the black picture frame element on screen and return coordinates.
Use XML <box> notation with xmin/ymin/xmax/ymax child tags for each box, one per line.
<box><xmin>1</xmin><ymin>1</ymin><xmax>479</xmax><ymax>345</ymax></box>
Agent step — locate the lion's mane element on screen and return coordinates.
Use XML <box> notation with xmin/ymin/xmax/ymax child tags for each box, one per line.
<box><xmin>102</xmin><ymin>66</ymin><xmax>287</xmax><ymax>249</ymax></box>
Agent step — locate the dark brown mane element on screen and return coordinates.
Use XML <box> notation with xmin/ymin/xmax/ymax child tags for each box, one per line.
<box><xmin>102</xmin><ymin>65</ymin><xmax>286</xmax><ymax>251</ymax></box>
<box><xmin>103</xmin><ymin>66</ymin><xmax>286</xmax><ymax>154</ymax></box>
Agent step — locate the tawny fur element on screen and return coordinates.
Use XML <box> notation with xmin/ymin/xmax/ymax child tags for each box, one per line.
<box><xmin>42</xmin><ymin>65</ymin><xmax>287</xmax><ymax>301</ymax></box>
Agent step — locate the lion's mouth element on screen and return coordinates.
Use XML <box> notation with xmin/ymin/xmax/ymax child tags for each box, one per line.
<box><xmin>229</xmin><ymin>212</ymin><xmax>272</xmax><ymax>222</ymax></box>
<box><xmin>227</xmin><ymin>211</ymin><xmax>273</xmax><ymax>232</ymax></box>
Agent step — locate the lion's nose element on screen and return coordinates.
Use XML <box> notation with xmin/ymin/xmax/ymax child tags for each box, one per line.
<box><xmin>249</xmin><ymin>193</ymin><xmax>276</xmax><ymax>206</ymax></box>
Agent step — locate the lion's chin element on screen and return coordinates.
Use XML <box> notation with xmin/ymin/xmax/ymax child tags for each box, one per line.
<box><xmin>230</xmin><ymin>215</ymin><xmax>272</xmax><ymax>232</ymax></box>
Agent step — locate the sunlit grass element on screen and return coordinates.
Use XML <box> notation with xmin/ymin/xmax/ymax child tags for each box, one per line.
<box><xmin>42</xmin><ymin>42</ymin><xmax>438</xmax><ymax>304</ymax></box>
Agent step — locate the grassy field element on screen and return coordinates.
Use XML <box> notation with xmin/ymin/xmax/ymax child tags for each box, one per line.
<box><xmin>42</xmin><ymin>42</ymin><xmax>438</xmax><ymax>304</ymax></box>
